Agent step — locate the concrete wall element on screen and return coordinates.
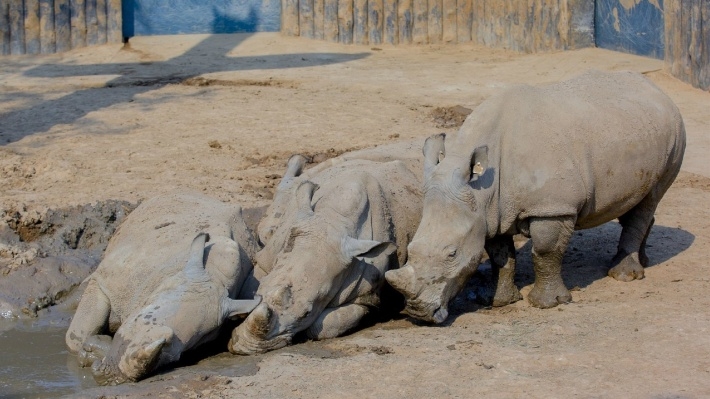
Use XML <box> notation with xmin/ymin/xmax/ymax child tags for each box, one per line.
<box><xmin>282</xmin><ymin>0</ymin><xmax>595</xmax><ymax>51</ymax></box>
<box><xmin>0</xmin><ymin>0</ymin><xmax>122</xmax><ymax>55</ymax></box>
<box><xmin>664</xmin><ymin>0</ymin><xmax>709</xmax><ymax>90</ymax></box>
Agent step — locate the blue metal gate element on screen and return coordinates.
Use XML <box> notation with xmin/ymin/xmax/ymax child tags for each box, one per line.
<box><xmin>595</xmin><ymin>0</ymin><xmax>664</xmax><ymax>59</ymax></box>
<box><xmin>122</xmin><ymin>0</ymin><xmax>280</xmax><ymax>38</ymax></box>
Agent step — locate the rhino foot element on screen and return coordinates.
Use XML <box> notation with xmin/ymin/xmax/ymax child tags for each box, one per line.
<box><xmin>492</xmin><ymin>286</ymin><xmax>523</xmax><ymax>307</ymax></box>
<box><xmin>608</xmin><ymin>252</ymin><xmax>645</xmax><ymax>282</ymax></box>
<box><xmin>77</xmin><ymin>335</ymin><xmax>112</xmax><ymax>368</ymax></box>
<box><xmin>527</xmin><ymin>283</ymin><xmax>571</xmax><ymax>309</ymax></box>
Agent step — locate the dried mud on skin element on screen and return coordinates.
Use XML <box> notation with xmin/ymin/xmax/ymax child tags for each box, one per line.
<box><xmin>0</xmin><ymin>200</ymin><xmax>136</xmax><ymax>318</ymax></box>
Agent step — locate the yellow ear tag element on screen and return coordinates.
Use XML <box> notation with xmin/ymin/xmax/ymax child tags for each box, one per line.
<box><xmin>473</xmin><ymin>162</ymin><xmax>484</xmax><ymax>175</ymax></box>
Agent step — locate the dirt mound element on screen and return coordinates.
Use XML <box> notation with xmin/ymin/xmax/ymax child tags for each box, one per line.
<box><xmin>0</xmin><ymin>201</ymin><xmax>136</xmax><ymax>317</ymax></box>
<box><xmin>429</xmin><ymin>105</ymin><xmax>473</xmax><ymax>129</ymax></box>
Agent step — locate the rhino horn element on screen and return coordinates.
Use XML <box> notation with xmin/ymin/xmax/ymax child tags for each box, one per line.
<box><xmin>225</xmin><ymin>295</ymin><xmax>263</xmax><ymax>319</ymax></box>
<box><xmin>385</xmin><ymin>265</ymin><xmax>417</xmax><ymax>298</ymax></box>
<box><xmin>185</xmin><ymin>233</ymin><xmax>209</xmax><ymax>278</ymax></box>
<box><xmin>295</xmin><ymin>181</ymin><xmax>319</xmax><ymax>216</ymax></box>
<box><xmin>246</xmin><ymin>303</ymin><xmax>273</xmax><ymax>339</ymax></box>
<box><xmin>423</xmin><ymin>133</ymin><xmax>446</xmax><ymax>181</ymax></box>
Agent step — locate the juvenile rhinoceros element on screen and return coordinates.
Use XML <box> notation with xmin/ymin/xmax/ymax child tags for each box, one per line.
<box><xmin>229</xmin><ymin>158</ymin><xmax>422</xmax><ymax>354</ymax></box>
<box><xmin>385</xmin><ymin>70</ymin><xmax>686</xmax><ymax>322</ymax></box>
<box><xmin>66</xmin><ymin>192</ymin><xmax>262</xmax><ymax>384</ymax></box>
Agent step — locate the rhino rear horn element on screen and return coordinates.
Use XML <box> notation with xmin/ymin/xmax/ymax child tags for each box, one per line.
<box><xmin>185</xmin><ymin>233</ymin><xmax>209</xmax><ymax>278</ymax></box>
<box><xmin>225</xmin><ymin>295</ymin><xmax>263</xmax><ymax>319</ymax></box>
<box><xmin>246</xmin><ymin>303</ymin><xmax>272</xmax><ymax>339</ymax></box>
<box><xmin>423</xmin><ymin>133</ymin><xmax>446</xmax><ymax>181</ymax></box>
<box><xmin>295</xmin><ymin>181</ymin><xmax>319</xmax><ymax>215</ymax></box>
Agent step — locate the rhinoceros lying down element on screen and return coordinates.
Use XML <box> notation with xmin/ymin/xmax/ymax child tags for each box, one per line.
<box><xmin>386</xmin><ymin>70</ymin><xmax>686</xmax><ymax>322</ymax></box>
<box><xmin>65</xmin><ymin>192</ymin><xmax>261</xmax><ymax>384</ymax></box>
<box><xmin>229</xmin><ymin>158</ymin><xmax>423</xmax><ymax>354</ymax></box>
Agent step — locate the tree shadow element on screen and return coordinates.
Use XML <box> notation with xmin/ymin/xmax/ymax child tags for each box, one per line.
<box><xmin>1</xmin><ymin>9</ymin><xmax>369</xmax><ymax>145</ymax></box>
<box><xmin>447</xmin><ymin>222</ymin><xmax>695</xmax><ymax>319</ymax></box>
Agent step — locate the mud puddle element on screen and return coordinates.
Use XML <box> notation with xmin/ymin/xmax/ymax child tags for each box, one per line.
<box><xmin>0</xmin><ymin>311</ymin><xmax>96</xmax><ymax>398</ymax></box>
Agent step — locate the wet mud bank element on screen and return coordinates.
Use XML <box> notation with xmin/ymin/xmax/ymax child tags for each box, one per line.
<box><xmin>0</xmin><ymin>201</ymin><xmax>136</xmax><ymax>318</ymax></box>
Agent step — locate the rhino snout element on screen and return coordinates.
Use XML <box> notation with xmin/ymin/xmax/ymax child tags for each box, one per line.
<box><xmin>229</xmin><ymin>303</ymin><xmax>292</xmax><ymax>355</ymax></box>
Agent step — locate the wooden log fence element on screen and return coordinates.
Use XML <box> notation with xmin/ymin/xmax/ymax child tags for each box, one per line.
<box><xmin>0</xmin><ymin>0</ymin><xmax>120</xmax><ymax>55</ymax></box>
<box><xmin>281</xmin><ymin>0</ymin><xmax>594</xmax><ymax>51</ymax></box>
<box><xmin>665</xmin><ymin>0</ymin><xmax>710</xmax><ymax>91</ymax></box>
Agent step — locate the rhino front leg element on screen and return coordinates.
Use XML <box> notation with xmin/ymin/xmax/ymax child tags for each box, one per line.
<box><xmin>305</xmin><ymin>304</ymin><xmax>369</xmax><ymax>340</ymax></box>
<box><xmin>527</xmin><ymin>216</ymin><xmax>575</xmax><ymax>309</ymax></box>
<box><xmin>66</xmin><ymin>279</ymin><xmax>111</xmax><ymax>354</ymax></box>
<box><xmin>485</xmin><ymin>235</ymin><xmax>522</xmax><ymax>307</ymax></box>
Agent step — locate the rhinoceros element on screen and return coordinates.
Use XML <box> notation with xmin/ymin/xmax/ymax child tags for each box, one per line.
<box><xmin>229</xmin><ymin>158</ymin><xmax>423</xmax><ymax>354</ymax></box>
<box><xmin>385</xmin><ymin>70</ymin><xmax>686</xmax><ymax>323</ymax></box>
<box><xmin>65</xmin><ymin>192</ymin><xmax>262</xmax><ymax>384</ymax></box>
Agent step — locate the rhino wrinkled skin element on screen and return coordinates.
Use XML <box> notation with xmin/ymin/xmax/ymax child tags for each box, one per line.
<box><xmin>385</xmin><ymin>70</ymin><xmax>686</xmax><ymax>323</ymax></box>
<box><xmin>230</xmin><ymin>158</ymin><xmax>423</xmax><ymax>355</ymax></box>
<box><xmin>65</xmin><ymin>192</ymin><xmax>261</xmax><ymax>384</ymax></box>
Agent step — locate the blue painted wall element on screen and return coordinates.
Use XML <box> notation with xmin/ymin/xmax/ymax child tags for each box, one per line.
<box><xmin>595</xmin><ymin>0</ymin><xmax>664</xmax><ymax>59</ymax></box>
<box><xmin>123</xmin><ymin>0</ymin><xmax>281</xmax><ymax>37</ymax></box>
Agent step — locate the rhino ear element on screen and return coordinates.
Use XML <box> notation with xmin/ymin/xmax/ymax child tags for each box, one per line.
<box><xmin>185</xmin><ymin>233</ymin><xmax>209</xmax><ymax>278</ymax></box>
<box><xmin>341</xmin><ymin>236</ymin><xmax>397</xmax><ymax>262</ymax></box>
<box><xmin>224</xmin><ymin>295</ymin><xmax>262</xmax><ymax>319</ymax></box>
<box><xmin>279</xmin><ymin>155</ymin><xmax>308</xmax><ymax>186</ymax></box>
<box><xmin>466</xmin><ymin>145</ymin><xmax>489</xmax><ymax>182</ymax></box>
<box><xmin>423</xmin><ymin>133</ymin><xmax>446</xmax><ymax>181</ymax></box>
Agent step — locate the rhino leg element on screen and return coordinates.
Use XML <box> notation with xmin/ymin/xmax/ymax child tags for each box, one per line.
<box><xmin>609</xmin><ymin>198</ymin><xmax>658</xmax><ymax>282</ymax></box>
<box><xmin>485</xmin><ymin>235</ymin><xmax>522</xmax><ymax>307</ymax></box>
<box><xmin>66</xmin><ymin>279</ymin><xmax>112</xmax><ymax>354</ymax></box>
<box><xmin>77</xmin><ymin>334</ymin><xmax>113</xmax><ymax>367</ymax></box>
<box><xmin>305</xmin><ymin>304</ymin><xmax>369</xmax><ymax>340</ymax></box>
<box><xmin>527</xmin><ymin>216</ymin><xmax>575</xmax><ymax>309</ymax></box>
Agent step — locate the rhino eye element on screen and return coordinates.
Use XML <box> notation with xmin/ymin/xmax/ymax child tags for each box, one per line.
<box><xmin>447</xmin><ymin>249</ymin><xmax>457</xmax><ymax>259</ymax></box>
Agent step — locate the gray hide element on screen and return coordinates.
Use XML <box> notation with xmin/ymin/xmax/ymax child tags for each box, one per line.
<box><xmin>386</xmin><ymin>70</ymin><xmax>686</xmax><ymax>323</ymax></box>
<box><xmin>230</xmin><ymin>159</ymin><xmax>423</xmax><ymax>354</ymax></box>
<box><xmin>65</xmin><ymin>192</ymin><xmax>261</xmax><ymax>384</ymax></box>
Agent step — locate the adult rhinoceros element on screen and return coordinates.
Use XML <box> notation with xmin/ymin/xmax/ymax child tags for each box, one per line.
<box><xmin>385</xmin><ymin>70</ymin><xmax>686</xmax><ymax>322</ymax></box>
<box><xmin>66</xmin><ymin>192</ymin><xmax>261</xmax><ymax>384</ymax></box>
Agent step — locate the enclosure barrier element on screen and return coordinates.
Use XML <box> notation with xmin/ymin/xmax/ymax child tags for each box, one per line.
<box><xmin>665</xmin><ymin>0</ymin><xmax>710</xmax><ymax>91</ymax></box>
<box><xmin>0</xmin><ymin>0</ymin><xmax>122</xmax><ymax>55</ymax></box>
<box><xmin>280</xmin><ymin>0</ymin><xmax>594</xmax><ymax>51</ymax></box>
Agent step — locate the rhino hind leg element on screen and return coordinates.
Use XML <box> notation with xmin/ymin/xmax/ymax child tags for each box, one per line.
<box><xmin>609</xmin><ymin>197</ymin><xmax>659</xmax><ymax>282</ymax></box>
<box><xmin>485</xmin><ymin>235</ymin><xmax>522</xmax><ymax>307</ymax></box>
<box><xmin>527</xmin><ymin>216</ymin><xmax>575</xmax><ymax>309</ymax></box>
<box><xmin>305</xmin><ymin>304</ymin><xmax>369</xmax><ymax>340</ymax></box>
<box><xmin>66</xmin><ymin>279</ymin><xmax>112</xmax><ymax>354</ymax></box>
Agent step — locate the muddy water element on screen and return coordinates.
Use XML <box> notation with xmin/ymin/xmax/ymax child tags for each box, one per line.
<box><xmin>0</xmin><ymin>311</ymin><xmax>96</xmax><ymax>398</ymax></box>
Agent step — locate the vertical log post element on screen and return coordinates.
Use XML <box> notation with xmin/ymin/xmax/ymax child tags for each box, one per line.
<box><xmin>55</xmin><ymin>0</ymin><xmax>70</xmax><ymax>51</ymax></box>
<box><xmin>324</xmin><ymin>0</ymin><xmax>339</xmax><ymax>41</ymax></box>
<box><xmin>314</xmin><ymin>0</ymin><xmax>325</xmax><ymax>39</ymax></box>
<box><xmin>70</xmin><ymin>0</ymin><xmax>86</xmax><ymax>48</ymax></box>
<box><xmin>25</xmin><ymin>0</ymin><xmax>41</xmax><ymax>54</ymax></box>
<box><xmin>384</xmin><ymin>0</ymin><xmax>397</xmax><ymax>44</ymax></box>
<box><xmin>442</xmin><ymin>0</ymin><xmax>456</xmax><ymax>42</ymax></box>
<box><xmin>354</xmin><ymin>0</ymin><xmax>368</xmax><ymax>44</ymax></box>
<box><xmin>412</xmin><ymin>0</ymin><xmax>427</xmax><ymax>43</ymax></box>
<box><xmin>86</xmin><ymin>0</ymin><xmax>98</xmax><ymax>45</ymax></box>
<box><xmin>299</xmin><ymin>0</ymin><xmax>314</xmax><ymax>38</ymax></box>
<box><xmin>96</xmin><ymin>0</ymin><xmax>105</xmax><ymax>43</ymax></box>
<box><xmin>428</xmin><ymin>0</ymin><xmax>442</xmax><ymax>43</ymax></box>
<box><xmin>456</xmin><ymin>0</ymin><xmax>471</xmax><ymax>42</ymax></box>
<box><xmin>106</xmin><ymin>0</ymin><xmax>120</xmax><ymax>42</ymax></box>
<box><xmin>368</xmin><ymin>0</ymin><xmax>383</xmax><ymax>44</ymax></box>
<box><xmin>338</xmin><ymin>0</ymin><xmax>353</xmax><ymax>43</ymax></box>
<box><xmin>0</xmin><ymin>0</ymin><xmax>10</xmax><ymax>55</ymax></box>
<box><xmin>9</xmin><ymin>0</ymin><xmax>24</xmax><ymax>54</ymax></box>
<box><xmin>282</xmin><ymin>0</ymin><xmax>300</xmax><ymax>36</ymax></box>
<box><xmin>39</xmin><ymin>0</ymin><xmax>55</xmax><ymax>53</ymax></box>
<box><xmin>397</xmin><ymin>0</ymin><xmax>411</xmax><ymax>44</ymax></box>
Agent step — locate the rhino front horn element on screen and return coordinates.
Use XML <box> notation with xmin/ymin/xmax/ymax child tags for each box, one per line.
<box><xmin>385</xmin><ymin>266</ymin><xmax>417</xmax><ymax>298</ymax></box>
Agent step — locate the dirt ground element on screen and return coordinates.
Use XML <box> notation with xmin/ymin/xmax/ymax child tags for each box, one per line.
<box><xmin>1</xmin><ymin>32</ymin><xmax>710</xmax><ymax>398</ymax></box>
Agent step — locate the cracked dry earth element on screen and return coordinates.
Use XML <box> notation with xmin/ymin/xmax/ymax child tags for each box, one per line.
<box><xmin>1</xmin><ymin>33</ymin><xmax>710</xmax><ymax>398</ymax></box>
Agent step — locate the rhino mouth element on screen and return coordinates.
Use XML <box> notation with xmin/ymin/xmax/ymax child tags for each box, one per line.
<box><xmin>402</xmin><ymin>297</ymin><xmax>449</xmax><ymax>324</ymax></box>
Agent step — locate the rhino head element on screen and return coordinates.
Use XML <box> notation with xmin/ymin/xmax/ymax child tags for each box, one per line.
<box><xmin>90</xmin><ymin>233</ymin><xmax>261</xmax><ymax>384</ymax></box>
<box><xmin>385</xmin><ymin>133</ymin><xmax>490</xmax><ymax>324</ymax></box>
<box><xmin>230</xmin><ymin>181</ymin><xmax>394</xmax><ymax>355</ymax></box>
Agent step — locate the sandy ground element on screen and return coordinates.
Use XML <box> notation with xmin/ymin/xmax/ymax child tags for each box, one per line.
<box><xmin>1</xmin><ymin>32</ymin><xmax>710</xmax><ymax>398</ymax></box>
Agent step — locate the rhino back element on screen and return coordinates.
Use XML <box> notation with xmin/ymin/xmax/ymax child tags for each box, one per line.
<box><xmin>91</xmin><ymin>192</ymin><xmax>244</xmax><ymax>319</ymax></box>
<box><xmin>450</xmin><ymin>70</ymin><xmax>685</xmax><ymax>234</ymax></box>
